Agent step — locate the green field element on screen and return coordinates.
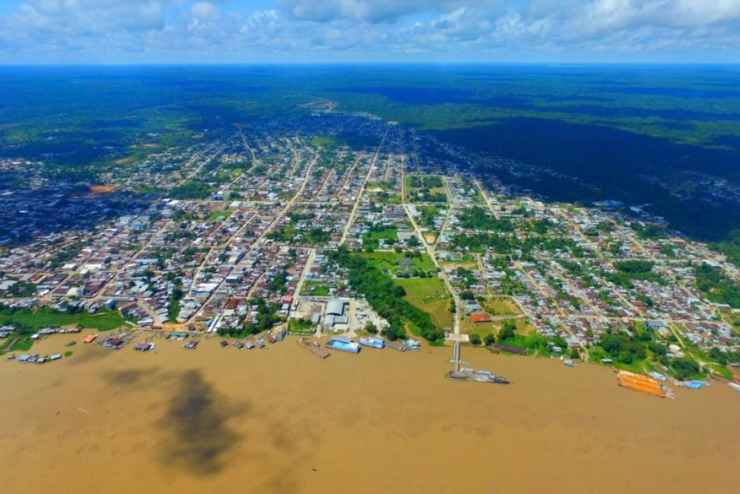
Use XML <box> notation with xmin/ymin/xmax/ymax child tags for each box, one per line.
<box><xmin>0</xmin><ymin>307</ymin><xmax>127</xmax><ymax>332</ymax></box>
<box><xmin>395</xmin><ymin>278</ymin><xmax>453</xmax><ymax>330</ymax></box>
<box><xmin>361</xmin><ymin>251</ymin><xmax>437</xmax><ymax>278</ymax></box>
<box><xmin>483</xmin><ymin>297</ymin><xmax>521</xmax><ymax>317</ymax></box>
<box><xmin>362</xmin><ymin>226</ymin><xmax>398</xmax><ymax>250</ymax></box>
<box><xmin>207</xmin><ymin>208</ymin><xmax>232</xmax><ymax>223</ymax></box>
<box><xmin>303</xmin><ymin>280</ymin><xmax>330</xmax><ymax>297</ymax></box>
<box><xmin>288</xmin><ymin>319</ymin><xmax>316</xmax><ymax>336</ymax></box>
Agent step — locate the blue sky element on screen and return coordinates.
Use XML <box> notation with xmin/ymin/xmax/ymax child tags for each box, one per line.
<box><xmin>1</xmin><ymin>1</ymin><xmax>740</xmax><ymax>64</ymax></box>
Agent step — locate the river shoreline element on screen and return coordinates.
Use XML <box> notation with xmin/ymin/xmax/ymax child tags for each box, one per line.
<box><xmin>1</xmin><ymin>332</ymin><xmax>738</xmax><ymax>494</ymax></box>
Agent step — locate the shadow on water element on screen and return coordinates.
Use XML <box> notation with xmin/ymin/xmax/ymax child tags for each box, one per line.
<box><xmin>157</xmin><ymin>369</ymin><xmax>246</xmax><ymax>477</ymax></box>
<box><xmin>69</xmin><ymin>344</ymin><xmax>114</xmax><ymax>366</ymax></box>
<box><xmin>102</xmin><ymin>367</ymin><xmax>160</xmax><ymax>386</ymax></box>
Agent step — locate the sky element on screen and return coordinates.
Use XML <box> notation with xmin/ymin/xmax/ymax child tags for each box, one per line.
<box><xmin>1</xmin><ymin>0</ymin><xmax>740</xmax><ymax>64</ymax></box>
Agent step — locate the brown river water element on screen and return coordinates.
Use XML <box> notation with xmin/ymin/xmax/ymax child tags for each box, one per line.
<box><xmin>1</xmin><ymin>333</ymin><xmax>739</xmax><ymax>494</ymax></box>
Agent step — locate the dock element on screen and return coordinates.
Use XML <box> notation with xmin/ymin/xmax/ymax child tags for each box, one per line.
<box><xmin>298</xmin><ymin>337</ymin><xmax>330</xmax><ymax>359</ymax></box>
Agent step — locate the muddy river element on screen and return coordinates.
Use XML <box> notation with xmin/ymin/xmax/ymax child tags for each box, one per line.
<box><xmin>1</xmin><ymin>333</ymin><xmax>738</xmax><ymax>494</ymax></box>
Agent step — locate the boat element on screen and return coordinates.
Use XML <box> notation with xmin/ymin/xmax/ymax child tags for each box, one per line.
<box><xmin>728</xmin><ymin>382</ymin><xmax>740</xmax><ymax>393</ymax></box>
<box><xmin>134</xmin><ymin>342</ymin><xmax>155</xmax><ymax>352</ymax></box>
<box><xmin>220</xmin><ymin>340</ymin><xmax>229</xmax><ymax>348</ymax></box>
<box><xmin>447</xmin><ymin>342</ymin><xmax>509</xmax><ymax>384</ymax></box>
<box><xmin>269</xmin><ymin>328</ymin><xmax>287</xmax><ymax>343</ymax></box>
<box><xmin>298</xmin><ymin>337</ymin><xmax>330</xmax><ymax>359</ymax></box>
<box><xmin>83</xmin><ymin>334</ymin><xmax>98</xmax><ymax>344</ymax></box>
<box><xmin>680</xmin><ymin>380</ymin><xmax>706</xmax><ymax>389</ymax></box>
<box><xmin>563</xmin><ymin>359</ymin><xmax>575</xmax><ymax>368</ymax></box>
<box><xmin>403</xmin><ymin>339</ymin><xmax>422</xmax><ymax>351</ymax></box>
<box><xmin>386</xmin><ymin>341</ymin><xmax>407</xmax><ymax>352</ymax></box>
<box><xmin>616</xmin><ymin>371</ymin><xmax>667</xmax><ymax>398</ymax></box>
<box><xmin>102</xmin><ymin>337</ymin><xmax>125</xmax><ymax>350</ymax></box>
<box><xmin>326</xmin><ymin>338</ymin><xmax>361</xmax><ymax>353</ymax></box>
<box><xmin>447</xmin><ymin>368</ymin><xmax>509</xmax><ymax>384</ymax></box>
<box><xmin>184</xmin><ymin>340</ymin><xmax>199</xmax><ymax>350</ymax></box>
<box><xmin>358</xmin><ymin>337</ymin><xmax>385</xmax><ymax>349</ymax></box>
<box><xmin>648</xmin><ymin>371</ymin><xmax>667</xmax><ymax>382</ymax></box>
<box><xmin>48</xmin><ymin>353</ymin><xmax>62</xmax><ymax>361</ymax></box>
<box><xmin>256</xmin><ymin>337</ymin><xmax>266</xmax><ymax>349</ymax></box>
<box><xmin>234</xmin><ymin>342</ymin><xmax>244</xmax><ymax>350</ymax></box>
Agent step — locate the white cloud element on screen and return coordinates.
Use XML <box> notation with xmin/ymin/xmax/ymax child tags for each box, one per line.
<box><xmin>1</xmin><ymin>0</ymin><xmax>740</xmax><ymax>62</ymax></box>
<box><xmin>192</xmin><ymin>2</ymin><xmax>217</xmax><ymax>19</ymax></box>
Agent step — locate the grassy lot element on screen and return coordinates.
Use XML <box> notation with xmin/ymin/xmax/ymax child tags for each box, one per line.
<box><xmin>396</xmin><ymin>278</ymin><xmax>453</xmax><ymax>330</ymax></box>
<box><xmin>405</xmin><ymin>175</ymin><xmax>448</xmax><ymax>204</ymax></box>
<box><xmin>483</xmin><ymin>297</ymin><xmax>522</xmax><ymax>317</ymax></box>
<box><xmin>418</xmin><ymin>205</ymin><xmax>443</xmax><ymax>229</ymax></box>
<box><xmin>207</xmin><ymin>208</ymin><xmax>232</xmax><ymax>223</ymax></box>
<box><xmin>461</xmin><ymin>318</ymin><xmax>498</xmax><ymax>337</ymax></box>
<box><xmin>303</xmin><ymin>280</ymin><xmax>330</xmax><ymax>297</ymax></box>
<box><xmin>362</xmin><ymin>226</ymin><xmax>398</xmax><ymax>250</ymax></box>
<box><xmin>288</xmin><ymin>319</ymin><xmax>316</xmax><ymax>336</ymax></box>
<box><xmin>461</xmin><ymin>317</ymin><xmax>532</xmax><ymax>337</ymax></box>
<box><xmin>0</xmin><ymin>308</ymin><xmax>127</xmax><ymax>332</ymax></box>
<box><xmin>361</xmin><ymin>251</ymin><xmax>437</xmax><ymax>277</ymax></box>
<box><xmin>368</xmin><ymin>190</ymin><xmax>401</xmax><ymax>205</ymax></box>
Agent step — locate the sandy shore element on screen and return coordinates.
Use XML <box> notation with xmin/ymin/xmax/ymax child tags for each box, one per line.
<box><xmin>1</xmin><ymin>332</ymin><xmax>738</xmax><ymax>494</ymax></box>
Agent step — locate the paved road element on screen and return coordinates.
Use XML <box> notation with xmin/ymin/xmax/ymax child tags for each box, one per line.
<box><xmin>186</xmin><ymin>150</ymin><xmax>318</xmax><ymax>324</ymax></box>
<box><xmin>339</xmin><ymin>129</ymin><xmax>388</xmax><ymax>246</ymax></box>
<box><xmin>401</xmin><ymin>167</ymin><xmax>462</xmax><ymax>338</ymax></box>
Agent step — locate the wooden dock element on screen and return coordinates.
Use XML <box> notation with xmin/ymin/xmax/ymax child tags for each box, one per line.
<box><xmin>298</xmin><ymin>337</ymin><xmax>330</xmax><ymax>359</ymax></box>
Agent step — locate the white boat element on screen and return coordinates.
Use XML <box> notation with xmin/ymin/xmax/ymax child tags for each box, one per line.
<box><xmin>358</xmin><ymin>337</ymin><xmax>385</xmax><ymax>349</ymax></box>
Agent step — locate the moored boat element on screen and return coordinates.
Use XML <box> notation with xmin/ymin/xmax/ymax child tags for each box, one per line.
<box><xmin>326</xmin><ymin>338</ymin><xmax>361</xmax><ymax>353</ymax></box>
<box><xmin>358</xmin><ymin>337</ymin><xmax>385</xmax><ymax>349</ymax></box>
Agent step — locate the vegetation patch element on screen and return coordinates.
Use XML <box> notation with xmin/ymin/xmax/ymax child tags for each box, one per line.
<box><xmin>330</xmin><ymin>248</ymin><xmax>444</xmax><ymax>343</ymax></box>
<box><xmin>360</xmin><ymin>251</ymin><xmax>437</xmax><ymax>278</ymax></box>
<box><xmin>0</xmin><ymin>306</ymin><xmax>127</xmax><ymax>332</ymax></box>
<box><xmin>395</xmin><ymin>278</ymin><xmax>453</xmax><ymax>329</ymax></box>
<box><xmin>694</xmin><ymin>263</ymin><xmax>740</xmax><ymax>308</ymax></box>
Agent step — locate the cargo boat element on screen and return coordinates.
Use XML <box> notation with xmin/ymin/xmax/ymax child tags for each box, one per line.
<box><xmin>447</xmin><ymin>368</ymin><xmax>510</xmax><ymax>384</ymax></box>
<box><xmin>326</xmin><ymin>338</ymin><xmax>361</xmax><ymax>353</ymax></box>
<box><xmin>447</xmin><ymin>341</ymin><xmax>510</xmax><ymax>384</ymax></box>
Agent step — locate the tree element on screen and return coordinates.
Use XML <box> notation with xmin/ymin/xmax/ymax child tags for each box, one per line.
<box><xmin>498</xmin><ymin>321</ymin><xmax>516</xmax><ymax>342</ymax></box>
<box><xmin>470</xmin><ymin>333</ymin><xmax>482</xmax><ymax>346</ymax></box>
<box><xmin>670</xmin><ymin>357</ymin><xmax>701</xmax><ymax>380</ymax></box>
<box><xmin>483</xmin><ymin>334</ymin><xmax>496</xmax><ymax>346</ymax></box>
<box><xmin>383</xmin><ymin>323</ymin><xmax>405</xmax><ymax>341</ymax></box>
<box><xmin>365</xmin><ymin>322</ymin><xmax>378</xmax><ymax>335</ymax></box>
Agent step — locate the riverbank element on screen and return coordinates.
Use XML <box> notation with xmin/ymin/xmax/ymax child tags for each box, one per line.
<box><xmin>1</xmin><ymin>333</ymin><xmax>738</xmax><ymax>494</ymax></box>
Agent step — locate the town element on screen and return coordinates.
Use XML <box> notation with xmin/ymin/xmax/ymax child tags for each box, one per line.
<box><xmin>1</xmin><ymin>111</ymin><xmax>739</xmax><ymax>388</ymax></box>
